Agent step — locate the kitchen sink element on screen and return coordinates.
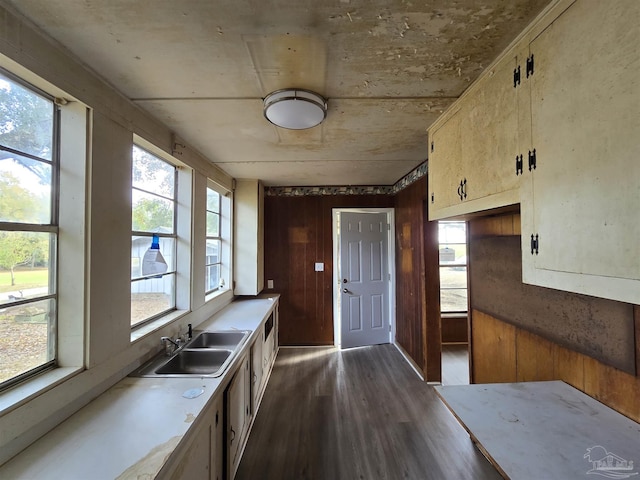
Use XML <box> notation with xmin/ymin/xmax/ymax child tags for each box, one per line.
<box><xmin>130</xmin><ymin>329</ymin><xmax>251</xmax><ymax>378</ymax></box>
<box><xmin>155</xmin><ymin>349</ymin><xmax>232</xmax><ymax>375</ymax></box>
<box><xmin>186</xmin><ymin>331</ymin><xmax>249</xmax><ymax>350</ymax></box>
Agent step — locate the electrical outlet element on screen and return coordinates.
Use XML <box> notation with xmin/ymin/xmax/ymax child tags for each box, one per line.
<box><xmin>267</xmin><ymin>279</ymin><xmax>274</xmax><ymax>289</ymax></box>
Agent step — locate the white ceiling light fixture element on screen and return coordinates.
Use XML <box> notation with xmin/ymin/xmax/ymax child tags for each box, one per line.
<box><xmin>263</xmin><ymin>89</ymin><xmax>327</xmax><ymax>130</ymax></box>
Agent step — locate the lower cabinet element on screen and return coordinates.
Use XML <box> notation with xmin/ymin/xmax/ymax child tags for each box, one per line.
<box><xmin>227</xmin><ymin>307</ymin><xmax>279</xmax><ymax>479</ymax></box>
<box><xmin>226</xmin><ymin>354</ymin><xmax>251</xmax><ymax>480</ymax></box>
<box><xmin>159</xmin><ymin>394</ymin><xmax>223</xmax><ymax>480</ymax></box>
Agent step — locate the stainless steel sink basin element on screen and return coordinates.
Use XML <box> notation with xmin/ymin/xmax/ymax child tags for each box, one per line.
<box><xmin>186</xmin><ymin>331</ymin><xmax>249</xmax><ymax>349</ymax></box>
<box><xmin>155</xmin><ymin>349</ymin><xmax>232</xmax><ymax>375</ymax></box>
<box><xmin>130</xmin><ymin>329</ymin><xmax>251</xmax><ymax>378</ymax></box>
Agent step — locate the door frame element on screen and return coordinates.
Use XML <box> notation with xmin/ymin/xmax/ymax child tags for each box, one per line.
<box><xmin>332</xmin><ymin>208</ymin><xmax>396</xmax><ymax>349</ymax></box>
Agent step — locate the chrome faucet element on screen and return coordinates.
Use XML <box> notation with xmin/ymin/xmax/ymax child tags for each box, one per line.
<box><xmin>160</xmin><ymin>336</ymin><xmax>182</xmax><ymax>356</ymax></box>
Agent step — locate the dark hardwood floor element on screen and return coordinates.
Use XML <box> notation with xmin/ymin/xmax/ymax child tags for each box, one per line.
<box><xmin>236</xmin><ymin>345</ymin><xmax>500</xmax><ymax>480</ymax></box>
<box><xmin>441</xmin><ymin>344</ymin><xmax>470</xmax><ymax>386</ymax></box>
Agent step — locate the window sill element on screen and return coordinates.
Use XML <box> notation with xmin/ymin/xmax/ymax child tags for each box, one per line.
<box><xmin>205</xmin><ymin>287</ymin><xmax>230</xmax><ymax>304</ymax></box>
<box><xmin>0</xmin><ymin>367</ymin><xmax>82</xmax><ymax>417</ymax></box>
<box><xmin>130</xmin><ymin>309</ymin><xmax>189</xmax><ymax>343</ymax></box>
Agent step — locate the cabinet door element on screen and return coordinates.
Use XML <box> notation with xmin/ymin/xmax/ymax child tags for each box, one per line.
<box><xmin>460</xmin><ymin>52</ymin><xmax>521</xmax><ymax>206</ymax></box>
<box><xmin>428</xmin><ymin>107</ymin><xmax>464</xmax><ymax>219</ymax></box>
<box><xmin>251</xmin><ymin>333</ymin><xmax>264</xmax><ymax>414</ymax></box>
<box><xmin>211</xmin><ymin>396</ymin><xmax>223</xmax><ymax>480</ymax></box>
<box><xmin>521</xmin><ymin>0</ymin><xmax>640</xmax><ymax>304</ymax></box>
<box><xmin>226</xmin><ymin>360</ymin><xmax>247</xmax><ymax>479</ymax></box>
<box><xmin>166</xmin><ymin>420</ymin><xmax>211</xmax><ymax>480</ymax></box>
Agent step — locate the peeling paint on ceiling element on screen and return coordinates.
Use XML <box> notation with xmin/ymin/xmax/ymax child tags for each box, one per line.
<box><xmin>4</xmin><ymin>0</ymin><xmax>551</xmax><ymax>186</ymax></box>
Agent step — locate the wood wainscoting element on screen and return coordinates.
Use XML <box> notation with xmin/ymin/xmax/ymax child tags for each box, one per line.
<box><xmin>264</xmin><ymin>194</ymin><xmax>394</xmax><ymax>346</ymax></box>
<box><xmin>394</xmin><ymin>176</ymin><xmax>441</xmax><ymax>381</ymax></box>
<box><xmin>472</xmin><ymin>310</ymin><xmax>640</xmax><ymax>423</ymax></box>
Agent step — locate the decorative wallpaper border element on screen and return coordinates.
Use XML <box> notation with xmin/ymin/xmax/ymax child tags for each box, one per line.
<box><xmin>265</xmin><ymin>161</ymin><xmax>428</xmax><ymax>197</ymax></box>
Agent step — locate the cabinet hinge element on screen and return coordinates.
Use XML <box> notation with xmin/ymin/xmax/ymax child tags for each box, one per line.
<box><xmin>516</xmin><ymin>154</ymin><xmax>524</xmax><ymax>175</ymax></box>
<box><xmin>528</xmin><ymin>149</ymin><xmax>537</xmax><ymax>171</ymax></box>
<box><xmin>513</xmin><ymin>65</ymin><xmax>521</xmax><ymax>88</ymax></box>
<box><xmin>431</xmin><ymin>141</ymin><xmax>434</xmax><ymax>153</ymax></box>
<box><xmin>431</xmin><ymin>192</ymin><xmax>435</xmax><ymax>204</ymax></box>
<box><xmin>530</xmin><ymin>234</ymin><xmax>539</xmax><ymax>255</ymax></box>
<box><xmin>457</xmin><ymin>178</ymin><xmax>467</xmax><ymax>201</ymax></box>
<box><xmin>526</xmin><ymin>54</ymin><xmax>535</xmax><ymax>78</ymax></box>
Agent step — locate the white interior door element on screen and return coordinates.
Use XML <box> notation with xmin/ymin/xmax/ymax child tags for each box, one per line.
<box><xmin>339</xmin><ymin>211</ymin><xmax>390</xmax><ymax>349</ymax></box>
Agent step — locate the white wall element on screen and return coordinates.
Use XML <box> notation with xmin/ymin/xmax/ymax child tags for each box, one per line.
<box><xmin>0</xmin><ymin>3</ymin><xmax>235</xmax><ymax>464</ymax></box>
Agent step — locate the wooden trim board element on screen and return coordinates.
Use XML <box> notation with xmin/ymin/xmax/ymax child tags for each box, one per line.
<box><xmin>435</xmin><ymin>381</ymin><xmax>640</xmax><ymax>480</ymax></box>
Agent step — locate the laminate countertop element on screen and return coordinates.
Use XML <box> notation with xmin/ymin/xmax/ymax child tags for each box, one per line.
<box><xmin>0</xmin><ymin>296</ymin><xmax>279</xmax><ymax>480</ymax></box>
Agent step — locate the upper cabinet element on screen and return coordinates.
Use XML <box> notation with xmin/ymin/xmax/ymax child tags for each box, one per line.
<box><xmin>429</xmin><ymin>0</ymin><xmax>639</xmax><ymax>304</ymax></box>
<box><xmin>520</xmin><ymin>0</ymin><xmax>640</xmax><ymax>304</ymax></box>
<box><xmin>234</xmin><ymin>179</ymin><xmax>265</xmax><ymax>295</ymax></box>
<box><xmin>428</xmin><ymin>47</ymin><xmax>524</xmax><ymax>220</ymax></box>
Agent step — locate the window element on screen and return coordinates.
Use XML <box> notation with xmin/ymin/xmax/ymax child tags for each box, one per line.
<box><xmin>438</xmin><ymin>221</ymin><xmax>468</xmax><ymax>313</ymax></box>
<box><xmin>205</xmin><ymin>187</ymin><xmax>222</xmax><ymax>294</ymax></box>
<box><xmin>0</xmin><ymin>69</ymin><xmax>57</xmax><ymax>390</ymax></box>
<box><xmin>131</xmin><ymin>145</ymin><xmax>177</xmax><ymax>327</ymax></box>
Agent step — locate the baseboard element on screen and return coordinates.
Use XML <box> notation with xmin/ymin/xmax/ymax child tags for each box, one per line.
<box><xmin>393</xmin><ymin>342</ymin><xmax>424</xmax><ymax>381</ymax></box>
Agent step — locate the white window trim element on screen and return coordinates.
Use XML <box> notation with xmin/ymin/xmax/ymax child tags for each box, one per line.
<box><xmin>0</xmin><ymin>62</ymin><xmax>87</xmax><ymax>406</ymax></box>
<box><xmin>130</xmin><ymin>135</ymin><xmax>192</xmax><ymax>338</ymax></box>
<box><xmin>205</xmin><ymin>179</ymin><xmax>232</xmax><ymax>303</ymax></box>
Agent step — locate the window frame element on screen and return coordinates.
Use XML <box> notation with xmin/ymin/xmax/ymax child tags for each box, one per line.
<box><xmin>205</xmin><ymin>186</ymin><xmax>222</xmax><ymax>295</ymax></box>
<box><xmin>0</xmin><ymin>68</ymin><xmax>59</xmax><ymax>391</ymax></box>
<box><xmin>130</xmin><ymin>144</ymin><xmax>179</xmax><ymax>329</ymax></box>
<box><xmin>204</xmin><ymin>179</ymin><xmax>231</xmax><ymax>303</ymax></box>
<box><xmin>438</xmin><ymin>220</ymin><xmax>469</xmax><ymax>314</ymax></box>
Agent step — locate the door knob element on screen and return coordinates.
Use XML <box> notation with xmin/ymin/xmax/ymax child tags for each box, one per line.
<box><xmin>343</xmin><ymin>288</ymin><xmax>351</xmax><ymax>294</ymax></box>
<box><xmin>343</xmin><ymin>278</ymin><xmax>348</xmax><ymax>283</ymax></box>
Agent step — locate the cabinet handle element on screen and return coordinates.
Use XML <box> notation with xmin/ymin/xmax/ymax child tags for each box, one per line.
<box><xmin>531</xmin><ymin>234</ymin><xmax>539</xmax><ymax>255</ymax></box>
<box><xmin>230</xmin><ymin>427</ymin><xmax>236</xmax><ymax>444</ymax></box>
<box><xmin>526</xmin><ymin>54</ymin><xmax>535</xmax><ymax>78</ymax></box>
<box><xmin>516</xmin><ymin>154</ymin><xmax>523</xmax><ymax>175</ymax></box>
<box><xmin>253</xmin><ymin>372</ymin><xmax>257</xmax><ymax>384</ymax></box>
<box><xmin>528</xmin><ymin>149</ymin><xmax>537</xmax><ymax>171</ymax></box>
<box><xmin>457</xmin><ymin>178</ymin><xmax>467</xmax><ymax>201</ymax></box>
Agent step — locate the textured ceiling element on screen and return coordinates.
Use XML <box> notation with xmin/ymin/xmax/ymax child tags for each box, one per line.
<box><xmin>5</xmin><ymin>0</ymin><xmax>550</xmax><ymax>186</ymax></box>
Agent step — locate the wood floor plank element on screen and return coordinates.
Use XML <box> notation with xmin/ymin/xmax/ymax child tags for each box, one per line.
<box><xmin>236</xmin><ymin>345</ymin><xmax>500</xmax><ymax>480</ymax></box>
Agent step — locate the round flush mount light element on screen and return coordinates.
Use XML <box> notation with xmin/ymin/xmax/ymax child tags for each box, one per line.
<box><xmin>263</xmin><ymin>89</ymin><xmax>327</xmax><ymax>130</ymax></box>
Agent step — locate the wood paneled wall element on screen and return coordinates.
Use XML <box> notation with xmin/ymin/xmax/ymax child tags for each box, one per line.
<box><xmin>394</xmin><ymin>177</ymin><xmax>441</xmax><ymax>380</ymax></box>
<box><xmin>472</xmin><ymin>310</ymin><xmax>640</xmax><ymax>423</ymax></box>
<box><xmin>263</xmin><ymin>194</ymin><xmax>394</xmax><ymax>346</ymax></box>
<box><xmin>469</xmin><ymin>213</ymin><xmax>640</xmax><ymax>422</ymax></box>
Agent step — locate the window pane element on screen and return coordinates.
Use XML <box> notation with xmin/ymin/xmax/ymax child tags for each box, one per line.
<box><xmin>206</xmin><ymin>264</ymin><xmax>220</xmax><ymax>293</ymax></box>
<box><xmin>0</xmin><ymin>298</ymin><xmax>54</xmax><ymax>384</ymax></box>
<box><xmin>0</xmin><ymin>72</ymin><xmax>54</xmax><ymax>160</ymax></box>
<box><xmin>132</xmin><ymin>190</ymin><xmax>174</xmax><ymax>233</ymax></box>
<box><xmin>0</xmin><ymin>231</ymin><xmax>52</xmax><ymax>306</ymax></box>
<box><xmin>439</xmin><ymin>244</ymin><xmax>467</xmax><ymax>265</ymax></box>
<box><xmin>440</xmin><ymin>266</ymin><xmax>467</xmax><ymax>289</ymax></box>
<box><xmin>440</xmin><ymin>288</ymin><xmax>468</xmax><ymax>312</ymax></box>
<box><xmin>207</xmin><ymin>188</ymin><xmax>220</xmax><ymax>212</ymax></box>
<box><xmin>205</xmin><ymin>239</ymin><xmax>220</xmax><ymax>266</ymax></box>
<box><xmin>0</xmin><ymin>156</ymin><xmax>51</xmax><ymax>223</ymax></box>
<box><xmin>131</xmin><ymin>274</ymin><xmax>175</xmax><ymax>326</ymax></box>
<box><xmin>206</xmin><ymin>211</ymin><xmax>220</xmax><ymax>237</ymax></box>
<box><xmin>131</xmin><ymin>235</ymin><xmax>175</xmax><ymax>279</ymax></box>
<box><xmin>438</xmin><ymin>222</ymin><xmax>466</xmax><ymax>244</ymax></box>
<box><xmin>132</xmin><ymin>146</ymin><xmax>174</xmax><ymax>198</ymax></box>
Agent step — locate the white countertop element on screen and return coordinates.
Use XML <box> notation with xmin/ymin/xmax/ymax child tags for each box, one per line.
<box><xmin>0</xmin><ymin>296</ymin><xmax>278</xmax><ymax>480</ymax></box>
<box><xmin>435</xmin><ymin>381</ymin><xmax>640</xmax><ymax>479</ymax></box>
